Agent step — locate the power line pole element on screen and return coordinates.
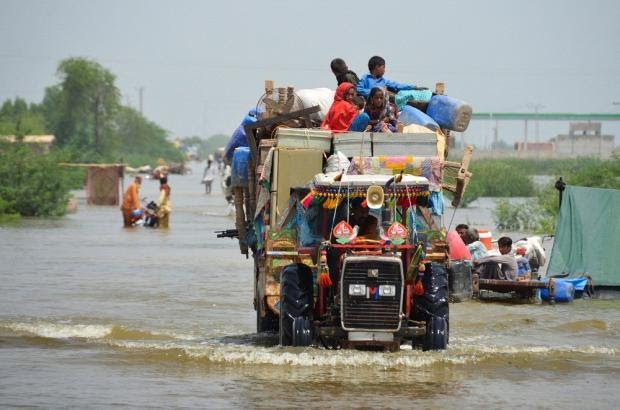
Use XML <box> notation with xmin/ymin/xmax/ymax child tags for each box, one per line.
<box><xmin>526</xmin><ymin>103</ymin><xmax>545</xmax><ymax>142</ymax></box>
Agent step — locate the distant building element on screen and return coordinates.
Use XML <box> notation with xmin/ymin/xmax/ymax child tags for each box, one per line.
<box><xmin>550</xmin><ymin>122</ymin><xmax>614</xmax><ymax>159</ymax></box>
<box><xmin>0</xmin><ymin>135</ymin><xmax>55</xmax><ymax>153</ymax></box>
<box><xmin>514</xmin><ymin>141</ymin><xmax>555</xmax><ymax>157</ymax></box>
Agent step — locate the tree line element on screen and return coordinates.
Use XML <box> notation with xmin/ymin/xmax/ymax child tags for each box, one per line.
<box><xmin>0</xmin><ymin>57</ymin><xmax>184</xmax><ymax>165</ymax></box>
<box><xmin>0</xmin><ymin>57</ymin><xmax>187</xmax><ymax>218</ymax></box>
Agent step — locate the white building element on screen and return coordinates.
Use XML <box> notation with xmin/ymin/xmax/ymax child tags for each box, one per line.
<box><xmin>550</xmin><ymin>123</ymin><xmax>615</xmax><ymax>159</ymax></box>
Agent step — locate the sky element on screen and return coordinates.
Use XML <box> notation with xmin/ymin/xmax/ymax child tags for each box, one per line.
<box><xmin>1</xmin><ymin>0</ymin><xmax>619</xmax><ymax>147</ymax></box>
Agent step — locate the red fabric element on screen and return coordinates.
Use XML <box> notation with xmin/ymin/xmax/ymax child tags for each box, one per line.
<box><xmin>321</xmin><ymin>82</ymin><xmax>358</xmax><ymax>132</ymax></box>
<box><xmin>446</xmin><ymin>230</ymin><xmax>472</xmax><ymax>260</ymax></box>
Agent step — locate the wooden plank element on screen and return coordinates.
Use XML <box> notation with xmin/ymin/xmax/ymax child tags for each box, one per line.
<box><xmin>476</xmin><ymin>277</ymin><xmax>556</xmax><ymax>303</ymax></box>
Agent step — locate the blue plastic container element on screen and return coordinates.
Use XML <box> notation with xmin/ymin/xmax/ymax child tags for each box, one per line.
<box><xmin>231</xmin><ymin>147</ymin><xmax>250</xmax><ymax>187</ymax></box>
<box><xmin>561</xmin><ymin>277</ymin><xmax>589</xmax><ymax>298</ymax></box>
<box><xmin>426</xmin><ymin>95</ymin><xmax>472</xmax><ymax>132</ymax></box>
<box><xmin>398</xmin><ymin>105</ymin><xmax>440</xmax><ymax>131</ymax></box>
<box><xmin>541</xmin><ymin>279</ymin><xmax>575</xmax><ymax>303</ymax></box>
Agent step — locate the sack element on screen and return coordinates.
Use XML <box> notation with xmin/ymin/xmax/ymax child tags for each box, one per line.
<box><xmin>325</xmin><ymin>151</ymin><xmax>351</xmax><ymax>173</ymax></box>
<box><xmin>295</xmin><ymin>88</ymin><xmax>335</xmax><ymax>121</ymax></box>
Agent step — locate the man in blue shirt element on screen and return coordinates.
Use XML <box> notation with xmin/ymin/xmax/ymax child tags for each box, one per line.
<box><xmin>356</xmin><ymin>55</ymin><xmax>424</xmax><ymax>98</ymax></box>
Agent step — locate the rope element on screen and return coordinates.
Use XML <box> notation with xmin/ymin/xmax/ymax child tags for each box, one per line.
<box><xmin>346</xmin><ymin>181</ymin><xmax>350</xmax><ymax>222</ymax></box>
<box><xmin>357</xmin><ymin>132</ymin><xmax>367</xmax><ymax>175</ymax></box>
<box><xmin>447</xmin><ymin>201</ymin><xmax>459</xmax><ymax>232</ymax></box>
<box><xmin>328</xmin><ymin>173</ymin><xmax>346</xmax><ymax>243</ymax></box>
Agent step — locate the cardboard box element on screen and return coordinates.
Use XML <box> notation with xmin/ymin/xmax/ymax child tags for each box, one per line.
<box><xmin>276</xmin><ymin>128</ymin><xmax>332</xmax><ymax>152</ymax></box>
<box><xmin>333</xmin><ymin>132</ymin><xmax>372</xmax><ymax>157</ymax></box>
<box><xmin>372</xmin><ymin>132</ymin><xmax>438</xmax><ymax>157</ymax></box>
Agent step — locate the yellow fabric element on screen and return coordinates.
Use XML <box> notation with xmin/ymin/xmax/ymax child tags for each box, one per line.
<box><xmin>157</xmin><ymin>188</ymin><xmax>171</xmax><ymax>228</ymax></box>
<box><xmin>157</xmin><ymin>188</ymin><xmax>171</xmax><ymax>213</ymax></box>
<box><xmin>435</xmin><ymin>130</ymin><xmax>446</xmax><ymax>159</ymax></box>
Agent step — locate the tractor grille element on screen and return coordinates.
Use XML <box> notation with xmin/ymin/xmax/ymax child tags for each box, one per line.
<box><xmin>341</xmin><ymin>257</ymin><xmax>403</xmax><ymax>331</ymax></box>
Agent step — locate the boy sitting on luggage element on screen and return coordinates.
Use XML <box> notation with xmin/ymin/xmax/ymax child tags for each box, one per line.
<box><xmin>356</xmin><ymin>55</ymin><xmax>422</xmax><ymax>98</ymax></box>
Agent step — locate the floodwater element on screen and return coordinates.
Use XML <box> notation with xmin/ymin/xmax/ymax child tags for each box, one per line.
<box><xmin>1</xmin><ymin>163</ymin><xmax>619</xmax><ymax>409</ymax></box>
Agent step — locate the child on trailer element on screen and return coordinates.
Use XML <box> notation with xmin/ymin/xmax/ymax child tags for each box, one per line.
<box><xmin>348</xmin><ymin>87</ymin><xmax>400</xmax><ymax>133</ymax></box>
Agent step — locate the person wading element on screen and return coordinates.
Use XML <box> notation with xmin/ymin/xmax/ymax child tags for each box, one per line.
<box><xmin>157</xmin><ymin>176</ymin><xmax>171</xmax><ymax>228</ymax></box>
<box><xmin>121</xmin><ymin>176</ymin><xmax>142</xmax><ymax>227</ymax></box>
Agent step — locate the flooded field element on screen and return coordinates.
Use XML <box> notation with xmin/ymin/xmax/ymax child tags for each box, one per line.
<box><xmin>1</xmin><ymin>163</ymin><xmax>618</xmax><ymax>409</ymax></box>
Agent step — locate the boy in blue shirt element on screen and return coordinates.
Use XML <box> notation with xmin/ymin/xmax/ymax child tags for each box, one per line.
<box><xmin>356</xmin><ymin>55</ymin><xmax>424</xmax><ymax>98</ymax></box>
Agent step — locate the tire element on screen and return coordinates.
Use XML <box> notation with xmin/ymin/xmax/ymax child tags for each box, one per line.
<box><xmin>423</xmin><ymin>316</ymin><xmax>448</xmax><ymax>351</ymax></box>
<box><xmin>412</xmin><ymin>262</ymin><xmax>450</xmax><ymax>349</ymax></box>
<box><xmin>279</xmin><ymin>263</ymin><xmax>314</xmax><ymax>347</ymax></box>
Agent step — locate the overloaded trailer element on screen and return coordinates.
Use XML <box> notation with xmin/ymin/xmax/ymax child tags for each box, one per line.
<box><xmin>220</xmin><ymin>81</ymin><xmax>473</xmax><ymax>351</ymax></box>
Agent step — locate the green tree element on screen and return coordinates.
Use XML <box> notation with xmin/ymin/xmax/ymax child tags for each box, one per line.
<box><xmin>453</xmin><ymin>159</ymin><xmax>535</xmax><ymax>207</ymax></box>
<box><xmin>179</xmin><ymin>133</ymin><xmax>229</xmax><ymax>160</ymax></box>
<box><xmin>114</xmin><ymin>106</ymin><xmax>184</xmax><ymax>166</ymax></box>
<box><xmin>47</xmin><ymin>58</ymin><xmax>120</xmax><ymax>155</ymax></box>
<box><xmin>0</xmin><ymin>98</ymin><xmax>46</xmax><ymax>136</ymax></box>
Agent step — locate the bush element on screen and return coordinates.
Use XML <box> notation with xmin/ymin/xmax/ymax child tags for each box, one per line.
<box><xmin>456</xmin><ymin>160</ymin><xmax>535</xmax><ymax>207</ymax></box>
<box><xmin>0</xmin><ymin>142</ymin><xmax>73</xmax><ymax>217</ymax></box>
<box><xmin>491</xmin><ymin>156</ymin><xmax>620</xmax><ymax>234</ymax></box>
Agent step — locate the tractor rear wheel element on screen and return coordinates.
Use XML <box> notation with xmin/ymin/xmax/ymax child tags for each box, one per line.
<box><xmin>279</xmin><ymin>263</ymin><xmax>314</xmax><ymax>347</ymax></box>
<box><xmin>413</xmin><ymin>262</ymin><xmax>449</xmax><ymax>350</ymax></box>
<box><xmin>423</xmin><ymin>316</ymin><xmax>448</xmax><ymax>351</ymax></box>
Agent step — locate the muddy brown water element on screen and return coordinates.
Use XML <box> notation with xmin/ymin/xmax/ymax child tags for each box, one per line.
<box><xmin>1</xmin><ymin>163</ymin><xmax>619</xmax><ymax>409</ymax></box>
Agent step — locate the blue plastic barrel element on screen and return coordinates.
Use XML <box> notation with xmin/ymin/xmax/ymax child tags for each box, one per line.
<box><xmin>561</xmin><ymin>277</ymin><xmax>589</xmax><ymax>298</ymax></box>
<box><xmin>426</xmin><ymin>95</ymin><xmax>472</xmax><ymax>132</ymax></box>
<box><xmin>541</xmin><ymin>279</ymin><xmax>575</xmax><ymax>303</ymax></box>
<box><xmin>398</xmin><ymin>105</ymin><xmax>439</xmax><ymax>131</ymax></box>
<box><xmin>231</xmin><ymin>147</ymin><xmax>250</xmax><ymax>187</ymax></box>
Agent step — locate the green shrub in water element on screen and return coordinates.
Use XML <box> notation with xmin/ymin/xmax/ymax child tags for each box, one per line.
<box><xmin>0</xmin><ymin>141</ymin><xmax>73</xmax><ymax>217</ymax></box>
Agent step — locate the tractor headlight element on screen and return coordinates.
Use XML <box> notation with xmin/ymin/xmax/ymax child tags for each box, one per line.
<box><xmin>379</xmin><ymin>285</ymin><xmax>396</xmax><ymax>297</ymax></box>
<box><xmin>348</xmin><ymin>284</ymin><xmax>366</xmax><ymax>296</ymax></box>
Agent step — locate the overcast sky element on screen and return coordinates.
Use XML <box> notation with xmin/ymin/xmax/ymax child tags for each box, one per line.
<box><xmin>1</xmin><ymin>0</ymin><xmax>619</xmax><ymax>146</ymax></box>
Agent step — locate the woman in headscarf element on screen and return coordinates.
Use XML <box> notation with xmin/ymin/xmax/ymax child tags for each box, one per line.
<box><xmin>321</xmin><ymin>82</ymin><xmax>358</xmax><ymax>132</ymax></box>
<box><xmin>349</xmin><ymin>87</ymin><xmax>398</xmax><ymax>133</ymax></box>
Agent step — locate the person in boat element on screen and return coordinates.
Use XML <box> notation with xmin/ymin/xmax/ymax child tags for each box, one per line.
<box><xmin>156</xmin><ymin>176</ymin><xmax>171</xmax><ymax>228</ymax></box>
<box><xmin>456</xmin><ymin>224</ymin><xmax>469</xmax><ymax>241</ymax></box>
<box><xmin>473</xmin><ymin>236</ymin><xmax>518</xmax><ymax>281</ymax></box>
<box><xmin>330</xmin><ymin>58</ymin><xmax>360</xmax><ymax>86</ymax></box>
<box><xmin>121</xmin><ymin>176</ymin><xmax>142</xmax><ymax>227</ymax></box>
<box><xmin>321</xmin><ymin>82</ymin><xmax>359</xmax><ymax>132</ymax></box>
<box><xmin>463</xmin><ymin>227</ymin><xmax>489</xmax><ymax>262</ymax></box>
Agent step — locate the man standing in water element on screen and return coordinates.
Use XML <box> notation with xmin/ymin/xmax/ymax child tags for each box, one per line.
<box><xmin>157</xmin><ymin>176</ymin><xmax>171</xmax><ymax>228</ymax></box>
<box><xmin>121</xmin><ymin>176</ymin><xmax>142</xmax><ymax>227</ymax></box>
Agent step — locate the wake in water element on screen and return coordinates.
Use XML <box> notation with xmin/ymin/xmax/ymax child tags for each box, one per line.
<box><xmin>2</xmin><ymin>318</ymin><xmax>618</xmax><ymax>370</ymax></box>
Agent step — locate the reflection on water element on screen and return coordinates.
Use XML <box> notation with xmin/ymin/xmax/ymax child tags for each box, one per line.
<box><xmin>1</xmin><ymin>163</ymin><xmax>619</xmax><ymax>409</ymax></box>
